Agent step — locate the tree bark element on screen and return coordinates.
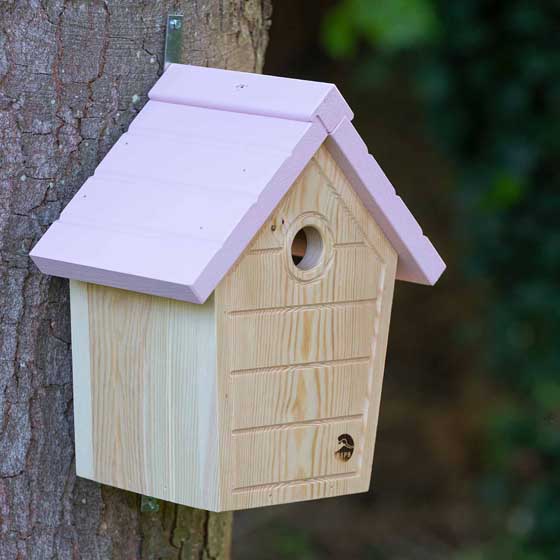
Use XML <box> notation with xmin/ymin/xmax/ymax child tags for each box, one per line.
<box><xmin>0</xmin><ymin>1</ymin><xmax>271</xmax><ymax>558</ymax></box>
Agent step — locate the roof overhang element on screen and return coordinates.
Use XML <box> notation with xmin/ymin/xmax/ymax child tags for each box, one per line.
<box><xmin>30</xmin><ymin>64</ymin><xmax>445</xmax><ymax>303</ymax></box>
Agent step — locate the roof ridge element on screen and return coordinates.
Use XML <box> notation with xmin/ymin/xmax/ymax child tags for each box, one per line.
<box><xmin>148</xmin><ymin>64</ymin><xmax>353</xmax><ymax>132</ymax></box>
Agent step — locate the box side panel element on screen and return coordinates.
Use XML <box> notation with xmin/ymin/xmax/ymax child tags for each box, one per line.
<box><xmin>70</xmin><ymin>280</ymin><xmax>94</xmax><ymax>479</ymax></box>
<box><xmin>214</xmin><ymin>143</ymin><xmax>397</xmax><ymax>510</ymax></box>
<box><xmin>84</xmin><ymin>286</ymin><xmax>219</xmax><ymax>510</ymax></box>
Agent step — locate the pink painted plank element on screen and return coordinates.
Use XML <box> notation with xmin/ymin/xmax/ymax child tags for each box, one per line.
<box><xmin>149</xmin><ymin>64</ymin><xmax>353</xmax><ymax>132</ymax></box>
<box><xmin>30</xmin><ymin>104</ymin><xmax>327</xmax><ymax>303</ymax></box>
<box><xmin>60</xmin><ymin>176</ymin><xmax>257</xmax><ymax>242</ymax></box>
<box><xmin>327</xmin><ymin>118</ymin><xmax>446</xmax><ymax>285</ymax></box>
<box><xmin>94</xmin><ymin>131</ymin><xmax>290</xmax><ymax>196</ymax></box>
<box><xmin>31</xmin><ymin>220</ymin><xmax>217</xmax><ymax>300</ymax></box>
<box><xmin>30</xmin><ymin>64</ymin><xmax>445</xmax><ymax>303</ymax></box>
<box><xmin>130</xmin><ymin>100</ymin><xmax>312</xmax><ymax>150</ymax></box>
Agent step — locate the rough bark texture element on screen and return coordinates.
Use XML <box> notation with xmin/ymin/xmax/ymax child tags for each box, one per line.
<box><xmin>0</xmin><ymin>1</ymin><xmax>271</xmax><ymax>558</ymax></box>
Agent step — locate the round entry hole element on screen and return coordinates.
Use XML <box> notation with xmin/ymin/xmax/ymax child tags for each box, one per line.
<box><xmin>291</xmin><ymin>226</ymin><xmax>323</xmax><ymax>270</ymax></box>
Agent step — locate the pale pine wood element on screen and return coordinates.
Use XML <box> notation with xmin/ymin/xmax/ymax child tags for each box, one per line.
<box><xmin>70</xmin><ymin>143</ymin><xmax>397</xmax><ymax>512</ymax></box>
<box><xmin>233</xmin><ymin>417</ymin><xmax>362</xmax><ymax>489</ymax></box>
<box><xmin>227</xmin><ymin>302</ymin><xmax>377</xmax><ymax>371</ymax></box>
<box><xmin>73</xmin><ymin>284</ymin><xmax>221</xmax><ymax>510</ymax></box>
<box><xmin>69</xmin><ymin>280</ymin><xmax>94</xmax><ymax>479</ymax></box>
<box><xmin>219</xmin><ymin>244</ymin><xmax>385</xmax><ymax>312</ymax></box>
<box><xmin>215</xmin><ymin>143</ymin><xmax>397</xmax><ymax>510</ymax></box>
<box><xmin>231</xmin><ymin>359</ymin><xmax>370</xmax><ymax>430</ymax></box>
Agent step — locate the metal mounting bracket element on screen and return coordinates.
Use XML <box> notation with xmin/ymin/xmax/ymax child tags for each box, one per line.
<box><xmin>164</xmin><ymin>15</ymin><xmax>183</xmax><ymax>70</ymax></box>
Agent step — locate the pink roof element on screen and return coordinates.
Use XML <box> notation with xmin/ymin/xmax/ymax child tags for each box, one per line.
<box><xmin>30</xmin><ymin>64</ymin><xmax>445</xmax><ymax>304</ymax></box>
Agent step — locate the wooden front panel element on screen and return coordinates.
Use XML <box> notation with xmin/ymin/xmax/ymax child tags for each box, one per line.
<box><xmin>215</xmin><ymin>144</ymin><xmax>398</xmax><ymax>510</ymax></box>
<box><xmin>231</xmin><ymin>360</ymin><xmax>369</xmax><ymax>430</ymax></box>
<box><xmin>233</xmin><ymin>417</ymin><xmax>363</xmax><ymax>489</ymax></box>
<box><xmin>228</xmin><ymin>302</ymin><xmax>376</xmax><ymax>372</ymax></box>
<box><xmin>221</xmin><ymin>241</ymin><xmax>385</xmax><ymax>312</ymax></box>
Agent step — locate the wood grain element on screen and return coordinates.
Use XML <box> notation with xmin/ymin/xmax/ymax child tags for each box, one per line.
<box><xmin>69</xmin><ymin>280</ymin><xmax>94</xmax><ymax>479</ymax></box>
<box><xmin>220</xmin><ymin>243</ymin><xmax>384</xmax><ymax>312</ymax></box>
<box><xmin>231</xmin><ymin>359</ymin><xmax>370</xmax><ymax>430</ymax></box>
<box><xmin>83</xmin><ymin>285</ymin><xmax>220</xmax><ymax>510</ymax></box>
<box><xmin>215</xmin><ymin>143</ymin><xmax>398</xmax><ymax>510</ymax></box>
<box><xmin>227</xmin><ymin>302</ymin><xmax>377</xmax><ymax>371</ymax></box>
<box><xmin>233</xmin><ymin>417</ymin><xmax>362</xmax><ymax>488</ymax></box>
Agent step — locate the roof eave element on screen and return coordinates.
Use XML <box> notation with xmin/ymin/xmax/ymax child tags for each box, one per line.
<box><xmin>30</xmin><ymin>250</ymin><xmax>202</xmax><ymax>303</ymax></box>
<box><xmin>327</xmin><ymin>117</ymin><xmax>446</xmax><ymax>286</ymax></box>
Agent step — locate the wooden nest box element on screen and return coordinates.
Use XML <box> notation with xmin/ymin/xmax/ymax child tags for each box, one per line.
<box><xmin>30</xmin><ymin>65</ymin><xmax>445</xmax><ymax>511</ymax></box>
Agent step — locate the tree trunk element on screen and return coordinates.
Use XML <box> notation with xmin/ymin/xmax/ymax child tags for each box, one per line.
<box><xmin>0</xmin><ymin>1</ymin><xmax>271</xmax><ymax>558</ymax></box>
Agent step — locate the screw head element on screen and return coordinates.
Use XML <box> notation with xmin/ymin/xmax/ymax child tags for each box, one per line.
<box><xmin>169</xmin><ymin>17</ymin><xmax>182</xmax><ymax>30</ymax></box>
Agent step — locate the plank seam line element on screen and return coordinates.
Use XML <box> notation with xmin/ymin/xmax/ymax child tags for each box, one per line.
<box><xmin>247</xmin><ymin>242</ymin><xmax>367</xmax><ymax>255</ymax></box>
<box><xmin>227</xmin><ymin>298</ymin><xmax>377</xmax><ymax>317</ymax></box>
<box><xmin>247</xmin><ymin>247</ymin><xmax>283</xmax><ymax>255</ymax></box>
<box><xmin>231</xmin><ymin>413</ymin><xmax>364</xmax><ymax>435</ymax></box>
<box><xmin>92</xmin><ymin>169</ymin><xmax>261</xmax><ymax>199</ymax></box>
<box><xmin>230</xmin><ymin>356</ymin><xmax>371</xmax><ymax>377</ymax></box>
<box><xmin>333</xmin><ymin>241</ymin><xmax>367</xmax><ymax>248</ymax></box>
<box><xmin>232</xmin><ymin>472</ymin><xmax>359</xmax><ymax>493</ymax></box>
<box><xmin>127</xmin><ymin>127</ymin><xmax>294</xmax><ymax>155</ymax></box>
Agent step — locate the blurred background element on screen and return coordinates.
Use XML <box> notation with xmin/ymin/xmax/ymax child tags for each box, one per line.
<box><xmin>233</xmin><ymin>1</ymin><xmax>560</xmax><ymax>558</ymax></box>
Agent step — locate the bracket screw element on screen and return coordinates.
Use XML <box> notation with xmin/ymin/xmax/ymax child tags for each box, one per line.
<box><xmin>169</xmin><ymin>17</ymin><xmax>182</xmax><ymax>30</ymax></box>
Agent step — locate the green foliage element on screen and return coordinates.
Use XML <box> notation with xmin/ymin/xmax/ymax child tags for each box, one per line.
<box><xmin>480</xmin><ymin>172</ymin><xmax>526</xmax><ymax>212</ymax></box>
<box><xmin>321</xmin><ymin>0</ymin><xmax>440</xmax><ymax>57</ymax></box>
<box><xmin>322</xmin><ymin>0</ymin><xmax>560</xmax><ymax>557</ymax></box>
